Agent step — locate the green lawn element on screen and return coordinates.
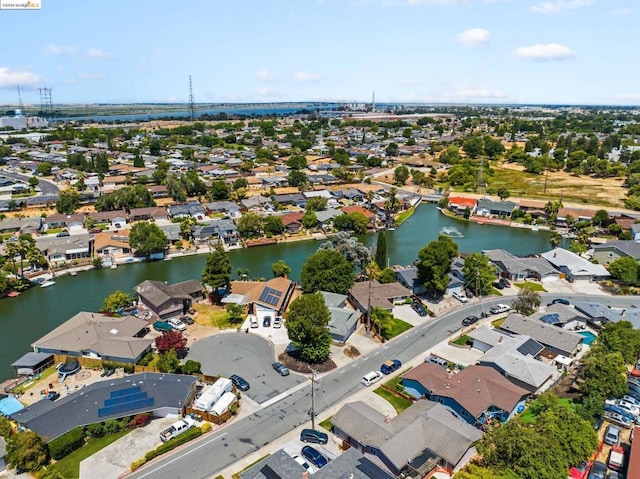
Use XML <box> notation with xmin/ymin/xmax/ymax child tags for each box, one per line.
<box><xmin>373</xmin><ymin>387</ymin><xmax>412</xmax><ymax>414</ymax></box>
<box><xmin>53</xmin><ymin>430</ymin><xmax>131</xmax><ymax>478</ymax></box>
<box><xmin>491</xmin><ymin>318</ymin><xmax>506</xmax><ymax>328</ymax></box>
<box><xmin>319</xmin><ymin>417</ymin><xmax>333</xmax><ymax>431</ymax></box>
<box><xmin>382</xmin><ymin>318</ymin><xmax>412</xmax><ymax>340</ymax></box>
<box><xmin>453</xmin><ymin>335</ymin><xmax>471</xmax><ymax>346</ymax></box>
<box><xmin>395</xmin><ymin>206</ymin><xmax>415</xmax><ymax>225</ymax></box>
<box><xmin>12</xmin><ymin>366</ymin><xmax>58</xmax><ymax>394</ymax></box>
<box><xmin>519</xmin><ymin>398</ymin><xmax>574</xmax><ymax>424</ymax></box>
<box><xmin>515</xmin><ymin>282</ymin><xmax>547</xmax><ymax>292</ymax></box>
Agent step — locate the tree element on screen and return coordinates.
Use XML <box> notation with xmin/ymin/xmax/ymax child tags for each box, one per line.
<box><xmin>374</xmin><ymin>231</ymin><xmax>387</xmax><ymax>270</ymax></box>
<box><xmin>463</xmin><ymin>253</ymin><xmax>497</xmax><ymax>297</ymax></box>
<box><xmin>55</xmin><ymin>188</ymin><xmax>81</xmax><ymax>214</ymax></box>
<box><xmin>305</xmin><ymin>196</ymin><xmax>327</xmax><ymax>212</ymax></box>
<box><xmin>483</xmin><ymin>136</ymin><xmax>505</xmax><ymax>159</ymax></box>
<box><xmin>580</xmin><ymin>349</ymin><xmax>627</xmax><ymax>402</ymax></box>
<box><xmin>210</xmin><ymin>180</ymin><xmax>230</xmax><ymax>200</ymax></box>
<box><xmin>463</xmin><ymin>135</ymin><xmax>483</xmax><ymax>158</ymax></box>
<box><xmin>592</xmin><ymin>209</ymin><xmax>610</xmax><ymax>226</ymax></box>
<box><xmin>272</xmin><ymin>260</ymin><xmax>291</xmax><ymax>278</ymax></box>
<box><xmin>595</xmin><ymin>321</ymin><xmax>640</xmax><ymax>365</ymax></box>
<box><xmin>511</xmin><ymin>285</ymin><xmax>541</xmax><ymax>316</ymax></box>
<box><xmin>545</xmin><ymin>199</ymin><xmax>563</xmax><ymax>224</ymax></box>
<box><xmin>416</xmin><ymin>235</ymin><xmax>458</xmax><ymax>296</ymax></box>
<box><xmin>155</xmin><ymin>330</ymin><xmax>187</xmax><ymax>352</ymax></box>
<box><xmin>302</xmin><ymin>210</ymin><xmax>317</xmax><ymax>229</ymax></box>
<box><xmin>378</xmin><ymin>267</ymin><xmax>397</xmax><ymax>284</ymax></box>
<box><xmin>549</xmin><ymin>231</ymin><xmax>562</xmax><ymax>249</ymax></box>
<box><xmin>608</xmin><ymin>256</ymin><xmax>639</xmax><ymax>285</ymax></box>
<box><xmin>285</xmin><ymin>293</ymin><xmax>332</xmax><ymax>363</ymax></box>
<box><xmin>394</xmin><ymin>165</ymin><xmax>410</xmax><ymax>185</ymax></box>
<box><xmin>155</xmin><ymin>349</ymin><xmax>180</xmax><ymax>373</ymax></box>
<box><xmin>6</xmin><ymin>430</ymin><xmax>49</xmax><ymax>472</ymax></box>
<box><xmin>237</xmin><ymin>212</ymin><xmax>263</xmax><ymax>238</ymax></box>
<box><xmin>37</xmin><ymin>162</ymin><xmax>53</xmax><ymax>176</ymax></box>
<box><xmin>286</xmin><ymin>154</ymin><xmax>307</xmax><ymax>170</ymax></box>
<box><xmin>287</xmin><ymin>170</ymin><xmax>307</xmax><ymax>187</ymax></box>
<box><xmin>385</xmin><ymin>142</ymin><xmax>399</xmax><ymax>157</ymax></box>
<box><xmin>263</xmin><ymin>215</ymin><xmax>284</xmax><ymax>236</ymax></box>
<box><xmin>181</xmin><ymin>360</ymin><xmax>202</xmax><ymax>375</ymax></box>
<box><xmin>496</xmin><ymin>187</ymin><xmax>510</xmax><ymax>201</ymax></box>
<box><xmin>333</xmin><ymin>212</ymin><xmax>368</xmax><ymax>234</ymax></box>
<box><xmin>28</xmin><ymin>176</ymin><xmax>39</xmax><ymax>191</ymax></box>
<box><xmin>129</xmin><ymin>222</ymin><xmax>167</xmax><ymax>256</ymax></box>
<box><xmin>300</xmin><ymin>249</ymin><xmax>355</xmax><ymax>294</ymax></box>
<box><xmin>318</xmin><ymin>231</ymin><xmax>371</xmax><ymax>270</ymax></box>
<box><xmin>370</xmin><ymin>307</ymin><xmax>396</xmax><ymax>340</ymax></box>
<box><xmin>133</xmin><ymin>151</ymin><xmax>144</xmax><ymax>168</ymax></box>
<box><xmin>201</xmin><ymin>242</ymin><xmax>232</xmax><ymax>297</ymax></box>
<box><xmin>149</xmin><ymin>138</ymin><xmax>162</xmax><ymax>156</ymax></box>
<box><xmin>226</xmin><ymin>303</ymin><xmax>245</xmax><ymax>324</ymax></box>
<box><xmin>102</xmin><ymin>290</ymin><xmax>134</xmax><ymax>313</ymax></box>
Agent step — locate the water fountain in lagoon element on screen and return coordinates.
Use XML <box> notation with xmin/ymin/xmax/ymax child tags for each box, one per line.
<box><xmin>439</xmin><ymin>226</ymin><xmax>464</xmax><ymax>238</ymax></box>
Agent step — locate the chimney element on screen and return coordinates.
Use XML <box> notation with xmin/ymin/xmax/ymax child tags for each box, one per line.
<box><xmin>498</xmin><ymin>336</ymin><xmax>504</xmax><ymax>343</ymax></box>
<box><xmin>477</xmin><ymin>389</ymin><xmax>481</xmax><ymax>393</ymax></box>
<box><xmin>302</xmin><ymin>472</ymin><xmax>310</xmax><ymax>479</ymax></box>
<box><xmin>384</xmin><ymin>415</ymin><xmax>391</xmax><ymax>423</ymax></box>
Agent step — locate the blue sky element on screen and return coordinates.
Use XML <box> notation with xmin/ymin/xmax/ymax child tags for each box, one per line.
<box><xmin>0</xmin><ymin>0</ymin><xmax>638</xmax><ymax>105</ymax></box>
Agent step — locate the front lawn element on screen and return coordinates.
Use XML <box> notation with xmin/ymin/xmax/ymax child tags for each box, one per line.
<box><xmin>491</xmin><ymin>317</ymin><xmax>506</xmax><ymax>329</ymax></box>
<box><xmin>519</xmin><ymin>397</ymin><xmax>575</xmax><ymax>425</ymax></box>
<box><xmin>373</xmin><ymin>387</ymin><xmax>412</xmax><ymax>414</ymax></box>
<box><xmin>381</xmin><ymin>318</ymin><xmax>412</xmax><ymax>340</ymax></box>
<box><xmin>192</xmin><ymin>303</ymin><xmax>238</xmax><ymax>329</ymax></box>
<box><xmin>515</xmin><ymin>281</ymin><xmax>546</xmax><ymax>292</ymax></box>
<box><xmin>53</xmin><ymin>429</ymin><xmax>131</xmax><ymax>478</ymax></box>
<box><xmin>319</xmin><ymin>417</ymin><xmax>333</xmax><ymax>431</ymax></box>
<box><xmin>395</xmin><ymin>206</ymin><xmax>415</xmax><ymax>225</ymax></box>
<box><xmin>453</xmin><ymin>335</ymin><xmax>471</xmax><ymax>346</ymax></box>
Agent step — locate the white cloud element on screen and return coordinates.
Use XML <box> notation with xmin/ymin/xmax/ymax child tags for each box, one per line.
<box><xmin>293</xmin><ymin>71</ymin><xmax>322</xmax><ymax>83</ymax></box>
<box><xmin>614</xmin><ymin>94</ymin><xmax>640</xmax><ymax>102</ymax></box>
<box><xmin>43</xmin><ymin>43</ymin><xmax>77</xmax><ymax>56</ymax></box>
<box><xmin>0</xmin><ymin>67</ymin><xmax>43</xmax><ymax>88</ymax></box>
<box><xmin>611</xmin><ymin>7</ymin><xmax>634</xmax><ymax>16</ymax></box>
<box><xmin>530</xmin><ymin>0</ymin><xmax>593</xmax><ymax>15</ymax></box>
<box><xmin>513</xmin><ymin>43</ymin><xmax>575</xmax><ymax>61</ymax></box>
<box><xmin>457</xmin><ymin>28</ymin><xmax>491</xmax><ymax>47</ymax></box>
<box><xmin>255</xmin><ymin>70</ymin><xmax>276</xmax><ymax>82</ymax></box>
<box><xmin>86</xmin><ymin>48</ymin><xmax>113</xmax><ymax>59</ymax></box>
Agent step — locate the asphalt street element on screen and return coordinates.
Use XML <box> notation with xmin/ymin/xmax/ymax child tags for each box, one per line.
<box><xmin>127</xmin><ymin>293</ymin><xmax>640</xmax><ymax>479</ymax></box>
<box><xmin>0</xmin><ymin>170</ymin><xmax>60</xmax><ymax>195</ymax></box>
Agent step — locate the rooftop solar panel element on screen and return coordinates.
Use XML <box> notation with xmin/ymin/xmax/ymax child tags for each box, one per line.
<box><xmin>539</xmin><ymin>313</ymin><xmax>561</xmax><ymax>325</ymax></box>
<box><xmin>516</xmin><ymin>338</ymin><xmax>544</xmax><ymax>357</ymax></box>
<box><xmin>110</xmin><ymin>385</ymin><xmax>141</xmax><ymax>398</ymax></box>
<box><xmin>105</xmin><ymin>391</ymin><xmax>148</xmax><ymax>407</ymax></box>
<box><xmin>98</xmin><ymin>397</ymin><xmax>155</xmax><ymax>418</ymax></box>
<box><xmin>259</xmin><ymin>287</ymin><xmax>282</xmax><ymax>306</ymax></box>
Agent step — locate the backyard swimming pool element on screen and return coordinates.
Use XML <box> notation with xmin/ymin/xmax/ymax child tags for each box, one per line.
<box><xmin>579</xmin><ymin>331</ymin><xmax>597</xmax><ymax>345</ymax></box>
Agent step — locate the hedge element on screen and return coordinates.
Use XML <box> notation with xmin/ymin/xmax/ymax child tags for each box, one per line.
<box><xmin>144</xmin><ymin>427</ymin><xmax>202</xmax><ymax>462</ymax></box>
<box><xmin>48</xmin><ymin>427</ymin><xmax>85</xmax><ymax>460</ymax></box>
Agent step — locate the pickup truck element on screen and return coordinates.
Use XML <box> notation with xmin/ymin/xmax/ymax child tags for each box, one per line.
<box><xmin>380</xmin><ymin>359</ymin><xmax>402</xmax><ymax>375</ymax></box>
<box><xmin>608</xmin><ymin>445</ymin><xmax>624</xmax><ymax>471</ymax></box>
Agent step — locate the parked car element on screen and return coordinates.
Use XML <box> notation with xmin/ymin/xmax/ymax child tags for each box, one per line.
<box><xmin>492</xmin><ymin>281</ymin><xmax>505</xmax><ymax>290</ymax></box>
<box><xmin>230</xmin><ymin>374</ymin><xmax>250</xmax><ymax>391</ymax></box>
<box><xmin>249</xmin><ymin>316</ymin><xmax>259</xmax><ymax>328</ymax></box>
<box><xmin>605</xmin><ymin>399</ymin><xmax>640</xmax><ymax>416</ymax></box>
<box><xmin>361</xmin><ymin>371</ymin><xmax>384</xmax><ymax>387</ymax></box>
<box><xmin>490</xmin><ymin>304</ymin><xmax>510</xmax><ymax>315</ymax></box>
<box><xmin>604</xmin><ymin>410</ymin><xmax>633</xmax><ymax>428</ymax></box>
<box><xmin>604</xmin><ymin>424</ymin><xmax>621</xmax><ymax>446</ymax></box>
<box><xmin>548</xmin><ymin>298</ymin><xmax>570</xmax><ymax>306</ymax></box>
<box><xmin>56</xmin><ymin>231</ymin><xmax>70</xmax><ymax>237</ymax></box>
<box><xmin>100</xmin><ymin>368</ymin><xmax>115</xmax><ymax>377</ymax></box>
<box><xmin>153</xmin><ymin>321</ymin><xmax>173</xmax><ymax>332</ymax></box>
<box><xmin>462</xmin><ymin>315</ymin><xmax>479</xmax><ymax>326</ymax></box>
<box><xmin>622</xmin><ymin>395</ymin><xmax>640</xmax><ymax>407</ymax></box>
<box><xmin>499</xmin><ymin>278</ymin><xmax>511</xmax><ymax>288</ymax></box>
<box><xmin>425</xmin><ymin>355</ymin><xmax>448</xmax><ymax>368</ymax></box>
<box><xmin>411</xmin><ymin>301</ymin><xmax>428</xmax><ymax>317</ymax></box>
<box><xmin>45</xmin><ymin>391</ymin><xmax>60</xmax><ymax>401</ymax></box>
<box><xmin>273</xmin><ymin>316</ymin><xmax>283</xmax><ymax>328</ymax></box>
<box><xmin>292</xmin><ymin>455</ymin><xmax>315</xmax><ymax>473</ymax></box>
<box><xmin>587</xmin><ymin>461</ymin><xmax>607</xmax><ymax>479</ymax></box>
<box><xmin>180</xmin><ymin>315</ymin><xmax>194</xmax><ymax>325</ymax></box>
<box><xmin>272</xmin><ymin>362</ymin><xmax>290</xmax><ymax>376</ymax></box>
<box><xmin>604</xmin><ymin>404</ymin><xmax>634</xmax><ymax>423</ymax></box>
<box><xmin>300</xmin><ymin>428</ymin><xmax>328</xmax><ymax>444</ymax></box>
<box><xmin>452</xmin><ymin>291</ymin><xmax>468</xmax><ymax>303</ymax></box>
<box><xmin>380</xmin><ymin>359</ymin><xmax>402</xmax><ymax>375</ymax></box>
<box><xmin>177</xmin><ymin>347</ymin><xmax>189</xmax><ymax>360</ymax></box>
<box><xmin>167</xmin><ymin>318</ymin><xmax>186</xmax><ymax>331</ymax></box>
<box><xmin>301</xmin><ymin>445</ymin><xmax>328</xmax><ymax>468</ymax></box>
<box><xmin>263</xmin><ymin>315</ymin><xmax>271</xmax><ymax>327</ymax></box>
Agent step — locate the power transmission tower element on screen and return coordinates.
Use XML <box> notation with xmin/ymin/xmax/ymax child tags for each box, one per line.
<box><xmin>371</xmin><ymin>90</ymin><xmax>376</xmax><ymax>112</ymax></box>
<box><xmin>17</xmin><ymin>86</ymin><xmax>24</xmax><ymax>112</ymax></box>
<box><xmin>188</xmin><ymin>75</ymin><xmax>196</xmax><ymax>121</ymax></box>
<box><xmin>38</xmin><ymin>87</ymin><xmax>53</xmax><ymax>118</ymax></box>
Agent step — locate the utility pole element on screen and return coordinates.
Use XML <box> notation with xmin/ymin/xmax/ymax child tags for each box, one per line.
<box><xmin>310</xmin><ymin>370</ymin><xmax>317</xmax><ymax>430</ymax></box>
<box><xmin>188</xmin><ymin>75</ymin><xmax>196</xmax><ymax>122</ymax></box>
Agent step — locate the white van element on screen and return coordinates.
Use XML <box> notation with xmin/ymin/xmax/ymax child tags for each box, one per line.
<box><xmin>159</xmin><ymin>417</ymin><xmax>195</xmax><ymax>442</ymax></box>
<box><xmin>452</xmin><ymin>291</ymin><xmax>468</xmax><ymax>303</ymax></box>
<box><xmin>361</xmin><ymin>371</ymin><xmax>383</xmax><ymax>386</ymax></box>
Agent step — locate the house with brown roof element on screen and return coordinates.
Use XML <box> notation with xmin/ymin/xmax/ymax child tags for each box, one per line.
<box><xmin>31</xmin><ymin>312</ymin><xmax>153</xmax><ymax>364</ymax></box>
<box><xmin>401</xmin><ymin>363</ymin><xmax>529</xmax><ymax>429</ymax></box>
<box><xmin>93</xmin><ymin>231</ymin><xmax>132</xmax><ymax>265</ymax></box>
<box><xmin>128</xmin><ymin>207</ymin><xmax>168</xmax><ymax>222</ymax></box>
<box><xmin>348</xmin><ymin>280</ymin><xmax>412</xmax><ymax>313</ymax></box>
<box><xmin>88</xmin><ymin>210</ymin><xmax>128</xmax><ymax>228</ymax></box>
<box><xmin>281</xmin><ymin>212</ymin><xmax>304</xmax><ymax>234</ymax></box>
<box><xmin>341</xmin><ymin>205</ymin><xmax>375</xmax><ymax>224</ymax></box>
<box><xmin>227</xmin><ymin>277</ymin><xmax>296</xmax><ymax>318</ymax></box>
<box><xmin>134</xmin><ymin>279</ymin><xmax>204</xmax><ymax>318</ymax></box>
<box><xmin>43</xmin><ymin>213</ymin><xmax>86</xmax><ymax>231</ymax></box>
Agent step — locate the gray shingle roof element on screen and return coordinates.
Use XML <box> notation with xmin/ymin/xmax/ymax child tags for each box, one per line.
<box><xmin>239</xmin><ymin>449</ymin><xmax>304</xmax><ymax>479</ymax></box>
<box><xmin>593</xmin><ymin>240</ymin><xmax>640</xmax><ymax>259</ymax></box>
<box><xmin>499</xmin><ymin>314</ymin><xmax>583</xmax><ymax>354</ymax></box>
<box><xmin>313</xmin><ymin>448</ymin><xmax>394</xmax><ymax>479</ymax></box>
<box><xmin>135</xmin><ymin>280</ymin><xmax>199</xmax><ymax>308</ymax></box>
<box><xmin>574</xmin><ymin>301</ymin><xmax>625</xmax><ymax>323</ymax></box>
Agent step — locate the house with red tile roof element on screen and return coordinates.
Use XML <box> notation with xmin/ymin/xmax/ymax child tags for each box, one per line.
<box><xmin>448</xmin><ymin>196</ymin><xmax>477</xmax><ymax>216</ymax></box>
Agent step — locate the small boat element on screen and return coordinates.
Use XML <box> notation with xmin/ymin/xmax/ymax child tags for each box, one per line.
<box><xmin>7</xmin><ymin>291</ymin><xmax>20</xmax><ymax>298</ymax></box>
<box><xmin>69</xmin><ymin>271</ymin><xmax>78</xmax><ymax>276</ymax></box>
<box><xmin>40</xmin><ymin>280</ymin><xmax>56</xmax><ymax>288</ymax></box>
<box><xmin>110</xmin><ymin>264</ymin><xmax>117</xmax><ymax>269</ymax></box>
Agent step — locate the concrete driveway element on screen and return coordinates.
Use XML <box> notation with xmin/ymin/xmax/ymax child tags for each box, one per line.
<box><xmin>186</xmin><ymin>332</ymin><xmax>306</xmax><ymax>404</ymax></box>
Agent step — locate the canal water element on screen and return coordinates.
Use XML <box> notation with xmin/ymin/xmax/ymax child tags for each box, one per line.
<box><xmin>0</xmin><ymin>205</ymin><xmax>549</xmax><ymax>380</ymax></box>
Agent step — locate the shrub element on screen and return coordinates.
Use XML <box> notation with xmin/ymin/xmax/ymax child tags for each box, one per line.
<box><xmin>130</xmin><ymin>458</ymin><xmax>147</xmax><ymax>471</ymax></box>
<box><xmin>144</xmin><ymin>427</ymin><xmax>202</xmax><ymax>461</ymax></box>
<box><xmin>48</xmin><ymin>427</ymin><xmax>85</xmax><ymax>460</ymax></box>
<box><xmin>201</xmin><ymin>422</ymin><xmax>212</xmax><ymax>433</ymax></box>
<box><xmin>128</xmin><ymin>414</ymin><xmax>150</xmax><ymax>429</ymax></box>
<box><xmin>137</xmin><ymin>351</ymin><xmax>154</xmax><ymax>366</ymax></box>
<box><xmin>86</xmin><ymin>422</ymin><xmax>106</xmax><ymax>437</ymax></box>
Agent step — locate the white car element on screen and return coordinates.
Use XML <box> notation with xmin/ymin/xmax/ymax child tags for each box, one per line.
<box><xmin>490</xmin><ymin>304</ymin><xmax>510</xmax><ymax>315</ymax></box>
<box><xmin>452</xmin><ymin>291</ymin><xmax>468</xmax><ymax>303</ymax></box>
<box><xmin>292</xmin><ymin>455</ymin><xmax>316</xmax><ymax>474</ymax></box>
<box><xmin>361</xmin><ymin>371</ymin><xmax>384</xmax><ymax>387</ymax></box>
<box><xmin>606</xmin><ymin>399</ymin><xmax>640</xmax><ymax>417</ymax></box>
<box><xmin>249</xmin><ymin>316</ymin><xmax>259</xmax><ymax>328</ymax></box>
<box><xmin>273</xmin><ymin>316</ymin><xmax>283</xmax><ymax>328</ymax></box>
<box><xmin>167</xmin><ymin>318</ymin><xmax>186</xmax><ymax>331</ymax></box>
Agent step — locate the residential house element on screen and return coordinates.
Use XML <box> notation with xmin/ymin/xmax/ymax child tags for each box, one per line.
<box><xmin>308</xmin><ymin>174</ymin><xmax>338</xmax><ymax>185</ymax></box>
<box><xmin>93</xmin><ymin>232</ymin><xmax>132</xmax><ymax>265</ymax></box>
<box><xmin>448</xmin><ymin>196</ymin><xmax>477</xmax><ymax>216</ymax></box>
<box><xmin>341</xmin><ymin>205</ymin><xmax>376</xmax><ymax>226</ymax></box>
<box><xmin>31</xmin><ymin>312</ymin><xmax>153</xmax><ymax>364</ymax></box>
<box><xmin>331</xmin><ymin>400</ymin><xmax>483</xmax><ymax>476</ymax></box>
<box><xmin>227</xmin><ymin>277</ymin><xmax>296</xmax><ymax>319</ymax></box>
<box><xmin>534</xmin><ymin>303</ymin><xmax>589</xmax><ymax>328</ymax></box>
<box><xmin>469</xmin><ymin>326</ymin><xmax>556</xmax><ymax>393</ymax></box>
<box><xmin>541</xmin><ymin>247</ymin><xmax>610</xmax><ymax>282</ymax></box>
<box><xmin>476</xmin><ymin>198</ymin><xmax>517</xmax><ymax>218</ymax></box>
<box><xmin>272</xmin><ymin>193</ymin><xmax>307</xmax><ymax>208</ymax></box>
<box><xmin>348</xmin><ymin>280</ymin><xmax>412</xmax><ymax>314</ymax></box>
<box><xmin>147</xmin><ymin>184</ymin><xmax>169</xmax><ymax>198</ymax></box>
<box><xmin>517</xmin><ymin>199</ymin><xmax>547</xmax><ymax>220</ymax></box>
<box><xmin>592</xmin><ymin>240</ymin><xmax>640</xmax><ymax>266</ymax></box>
<box><xmin>573</xmin><ymin>301</ymin><xmax>625</xmax><ymax>328</ymax></box>
<box><xmin>484</xmin><ymin>249</ymin><xmax>560</xmax><ymax>282</ymax></box>
<box><xmin>204</xmin><ymin>201</ymin><xmax>241</xmax><ymax>219</ymax></box>
<box><xmin>159</xmin><ymin>223</ymin><xmax>181</xmax><ymax>242</ymax></box>
<box><xmin>88</xmin><ymin>210</ymin><xmax>128</xmax><ymax>229</ymax></box>
<box><xmin>10</xmin><ymin>373</ymin><xmax>197</xmax><ymax>443</ymax></box>
<box><xmin>167</xmin><ymin>202</ymin><xmax>207</xmax><ymax>221</ymax></box>
<box><xmin>101</xmin><ymin>175</ymin><xmax>129</xmax><ymax>192</ymax></box>
<box><xmin>43</xmin><ymin>213</ymin><xmax>85</xmax><ymax>231</ymax></box>
<box><xmin>320</xmin><ymin>291</ymin><xmax>360</xmax><ymax>343</ymax></box>
<box><xmin>241</xmin><ymin>195</ymin><xmax>272</xmax><ymax>211</ymax></box>
<box><xmin>0</xmin><ymin>216</ymin><xmax>42</xmax><ymax>235</ymax></box>
<box><xmin>315</xmin><ymin>208</ymin><xmax>344</xmax><ymax>229</ymax></box>
<box><xmin>313</xmin><ymin>448</ymin><xmax>395</xmax><ymax>479</ymax></box>
<box><xmin>192</xmin><ymin>220</ymin><xmax>239</xmax><ymax>247</ymax></box>
<box><xmin>239</xmin><ymin>449</ymin><xmax>305</xmax><ymax>479</ymax></box>
<box><xmin>135</xmin><ymin>279</ymin><xmax>204</xmax><ymax>318</ymax></box>
<box><xmin>128</xmin><ymin>207</ymin><xmax>168</xmax><ymax>222</ymax></box>
<box><xmin>402</xmin><ymin>364</ymin><xmax>529</xmax><ymax>428</ymax></box>
<box><xmin>35</xmin><ymin>234</ymin><xmax>93</xmax><ymax>265</ymax></box>
<box><xmin>498</xmin><ymin>314</ymin><xmax>584</xmax><ymax>357</ymax></box>
<box><xmin>395</xmin><ymin>266</ymin><xmax>427</xmax><ymax>295</ymax></box>
<box><xmin>281</xmin><ymin>212</ymin><xmax>304</xmax><ymax>234</ymax></box>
